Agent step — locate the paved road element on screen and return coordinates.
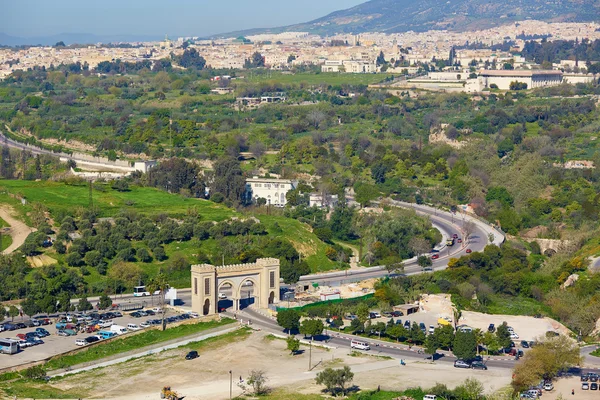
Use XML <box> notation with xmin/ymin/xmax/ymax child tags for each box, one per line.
<box><xmin>239</xmin><ymin>308</ymin><xmax>600</xmax><ymax>374</ymax></box>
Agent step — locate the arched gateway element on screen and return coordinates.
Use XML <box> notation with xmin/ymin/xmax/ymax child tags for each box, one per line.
<box><xmin>191</xmin><ymin>258</ymin><xmax>280</xmax><ymax>316</ymax></box>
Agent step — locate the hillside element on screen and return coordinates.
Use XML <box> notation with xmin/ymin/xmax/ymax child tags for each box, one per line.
<box><xmin>223</xmin><ymin>0</ymin><xmax>599</xmax><ymax>36</ymax></box>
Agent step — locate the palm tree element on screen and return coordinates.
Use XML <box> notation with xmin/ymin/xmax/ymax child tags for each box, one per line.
<box><xmin>147</xmin><ymin>273</ymin><xmax>170</xmax><ymax>331</ymax></box>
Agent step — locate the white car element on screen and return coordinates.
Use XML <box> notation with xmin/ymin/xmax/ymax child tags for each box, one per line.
<box><xmin>187</xmin><ymin>312</ymin><xmax>199</xmax><ymax>319</ymax></box>
<box><xmin>510</xmin><ymin>333</ymin><xmax>519</xmax><ymax>340</ymax></box>
<box><xmin>507</xmin><ymin>326</ymin><xmax>515</xmax><ymax>333</ymax></box>
<box><xmin>75</xmin><ymin>339</ymin><xmax>86</xmax><ymax>346</ymax></box>
<box><xmin>99</xmin><ymin>320</ymin><xmax>113</xmax><ymax>328</ymax></box>
<box><xmin>543</xmin><ymin>382</ymin><xmax>554</xmax><ymax>391</ymax></box>
<box><xmin>140</xmin><ymin>321</ymin><xmax>152</xmax><ymax>328</ymax></box>
<box><xmin>428</xmin><ymin>325</ymin><xmax>435</xmax><ymax>334</ymax></box>
<box><xmin>152</xmin><ymin>308</ymin><xmax>162</xmax><ymax>314</ymax></box>
<box><xmin>127</xmin><ymin>324</ymin><xmax>142</xmax><ymax>331</ymax></box>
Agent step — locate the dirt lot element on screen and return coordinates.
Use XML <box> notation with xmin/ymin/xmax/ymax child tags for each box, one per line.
<box><xmin>420</xmin><ymin>294</ymin><xmax>571</xmax><ymax>342</ymax></box>
<box><xmin>460</xmin><ymin>311</ymin><xmax>571</xmax><ymax>342</ymax></box>
<box><xmin>52</xmin><ymin>330</ymin><xmax>512</xmax><ymax>399</ymax></box>
<box><xmin>548</xmin><ymin>376</ymin><xmax>600</xmax><ymax>399</ymax></box>
<box><xmin>0</xmin><ymin>205</ymin><xmax>36</xmax><ymax>254</ymax></box>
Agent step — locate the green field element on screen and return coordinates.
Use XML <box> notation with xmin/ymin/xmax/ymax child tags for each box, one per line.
<box><xmin>0</xmin><ymin>234</ymin><xmax>12</xmax><ymax>252</ymax></box>
<box><xmin>0</xmin><ymin>180</ymin><xmax>234</xmax><ymax>220</ymax></box>
<box><xmin>45</xmin><ymin>318</ymin><xmax>235</xmax><ymax>371</ymax></box>
<box><xmin>242</xmin><ymin>72</ymin><xmax>395</xmax><ymax>86</ymax></box>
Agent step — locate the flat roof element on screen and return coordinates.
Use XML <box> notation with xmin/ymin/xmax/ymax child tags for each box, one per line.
<box><xmin>481</xmin><ymin>70</ymin><xmax>562</xmax><ymax>77</ymax></box>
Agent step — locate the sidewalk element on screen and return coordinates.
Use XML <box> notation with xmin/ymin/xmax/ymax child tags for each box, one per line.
<box><xmin>49</xmin><ymin>323</ymin><xmax>238</xmax><ymax>378</ymax></box>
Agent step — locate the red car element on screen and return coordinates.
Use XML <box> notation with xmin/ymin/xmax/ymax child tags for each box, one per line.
<box><xmin>16</xmin><ymin>333</ymin><xmax>27</xmax><ymax>340</ymax></box>
<box><xmin>431</xmin><ymin>254</ymin><xmax>440</xmax><ymax>260</ymax></box>
<box><xmin>466</xmin><ymin>249</ymin><xmax>472</xmax><ymax>254</ymax></box>
<box><xmin>457</xmin><ymin>238</ymin><xmax>463</xmax><ymax>243</ymax></box>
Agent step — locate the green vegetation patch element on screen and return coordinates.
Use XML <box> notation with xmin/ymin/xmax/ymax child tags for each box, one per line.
<box><xmin>45</xmin><ymin>318</ymin><xmax>234</xmax><ymax>371</ymax></box>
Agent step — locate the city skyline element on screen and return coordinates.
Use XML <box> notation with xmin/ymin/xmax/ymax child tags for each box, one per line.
<box><xmin>2</xmin><ymin>0</ymin><xmax>364</xmax><ymax>39</ymax></box>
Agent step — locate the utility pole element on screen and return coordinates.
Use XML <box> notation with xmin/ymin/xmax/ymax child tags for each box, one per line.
<box><xmin>308</xmin><ymin>337</ymin><xmax>312</xmax><ymax>371</ymax></box>
<box><xmin>88</xmin><ymin>180</ymin><xmax>93</xmax><ymax>208</ymax></box>
<box><xmin>229</xmin><ymin>370</ymin><xmax>232</xmax><ymax>399</ymax></box>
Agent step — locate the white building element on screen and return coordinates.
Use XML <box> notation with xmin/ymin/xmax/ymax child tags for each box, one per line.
<box><xmin>321</xmin><ymin>59</ymin><xmax>377</xmax><ymax>73</ymax></box>
<box><xmin>479</xmin><ymin>70</ymin><xmax>563</xmax><ymax>90</ymax></box>
<box><xmin>246</xmin><ymin>176</ymin><xmax>298</xmax><ymax>206</ymax></box>
<box><xmin>309</xmin><ymin>193</ymin><xmax>339</xmax><ymax>208</ymax></box>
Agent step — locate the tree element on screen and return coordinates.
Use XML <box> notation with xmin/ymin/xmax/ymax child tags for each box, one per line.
<box><xmin>410</xmin><ymin>322</ymin><xmax>426</xmax><ymax>344</ymax></box>
<box><xmin>376</xmin><ymin>51</ymin><xmax>386</xmax><ymax>66</ymax></box>
<box><xmin>417</xmin><ymin>255</ymin><xmax>432</xmax><ymax>270</ymax></box>
<box><xmin>20</xmin><ymin>297</ymin><xmax>40</xmax><ymax>318</ymax></box>
<box><xmin>300</xmin><ymin>318</ymin><xmax>324</xmax><ymax>339</ymax></box>
<box><xmin>435</xmin><ymin>325</ymin><xmax>455</xmax><ymax>350</ymax></box>
<box><xmin>136</xmin><ymin>247</ymin><xmax>152</xmax><ymax>263</ymax></box>
<box><xmin>246</xmin><ymin>370</ymin><xmax>269</xmax><ymax>395</ymax></box>
<box><xmin>496</xmin><ymin>322</ymin><xmax>512</xmax><ymax>350</ymax></box>
<box><xmin>286</xmin><ymin>336</ymin><xmax>300</xmax><ymax>355</ymax></box>
<box><xmin>212</xmin><ymin>157</ymin><xmax>246</xmax><ymax>203</ymax></box>
<box><xmin>8</xmin><ymin>305</ymin><xmax>19</xmax><ymax>321</ymax></box>
<box><xmin>175</xmin><ymin>48</ymin><xmax>206</xmax><ymax>70</ymax></box>
<box><xmin>276</xmin><ymin>309</ymin><xmax>300</xmax><ymax>334</ymax></box>
<box><xmin>354</xmin><ymin>182</ymin><xmax>379</xmax><ymax>207</ymax></box>
<box><xmin>315</xmin><ymin>366</ymin><xmax>354</xmax><ymax>397</ymax></box>
<box><xmin>98</xmin><ymin>294</ymin><xmax>112</xmax><ymax>310</ymax></box>
<box><xmin>78</xmin><ymin>296</ymin><xmax>93</xmax><ymax>313</ymax></box>
<box><xmin>462</xmin><ymin>221</ymin><xmax>476</xmax><ymax>243</ymax></box>
<box><xmin>455</xmin><ymin>378</ymin><xmax>484</xmax><ymax>400</ymax></box>
<box><xmin>454</xmin><ymin>330</ymin><xmax>477</xmax><ymax>361</ymax></box>
<box><xmin>356</xmin><ymin>303</ymin><xmax>370</xmax><ymax>325</ymax></box>
<box><xmin>306</xmin><ymin>110</ymin><xmax>326</xmax><ymax>129</ymax></box>
<box><xmin>153</xmin><ymin>246</ymin><xmax>167</xmax><ymax>261</ymax></box>
<box><xmin>409</xmin><ymin>237</ymin><xmax>431</xmax><ymax>256</ymax></box>
<box><xmin>147</xmin><ymin>273</ymin><xmax>170</xmax><ymax>331</ymax></box>
<box><xmin>512</xmin><ymin>335</ymin><xmax>581</xmax><ymax>391</ymax></box>
<box><xmin>245</xmin><ymin>52</ymin><xmax>265</xmax><ymax>68</ymax></box>
<box><xmin>425</xmin><ymin>333</ymin><xmax>439</xmax><ymax>361</ymax></box>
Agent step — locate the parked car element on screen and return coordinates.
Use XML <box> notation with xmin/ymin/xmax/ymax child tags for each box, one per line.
<box><xmin>471</xmin><ymin>362</ymin><xmax>488</xmax><ymax>370</ymax></box>
<box><xmin>185</xmin><ymin>351</ymin><xmax>199</xmax><ymax>360</ymax></box>
<box><xmin>419</xmin><ymin>322</ymin><xmax>426</xmax><ymax>332</ymax></box>
<box><xmin>35</xmin><ymin>328</ymin><xmax>50</xmax><ymax>337</ymax></box>
<box><xmin>85</xmin><ymin>336</ymin><xmax>100</xmax><ymax>344</ymax></box>
<box><xmin>454</xmin><ymin>360</ymin><xmax>471</xmax><ymax>369</ymax></box>
<box><xmin>457</xmin><ymin>238</ymin><xmax>463</xmax><ymax>243</ymax></box>
<box><xmin>130</xmin><ymin>312</ymin><xmax>142</xmax><ymax>318</ymax></box>
<box><xmin>543</xmin><ymin>382</ymin><xmax>554</xmax><ymax>391</ymax></box>
<box><xmin>465</xmin><ymin>248</ymin><xmax>472</xmax><ymax>254</ymax></box>
<box><xmin>404</xmin><ymin>320</ymin><xmax>411</xmax><ymax>329</ymax></box>
<box><xmin>510</xmin><ymin>333</ymin><xmax>520</xmax><ymax>340</ymax></box>
<box><xmin>582</xmin><ymin>374</ymin><xmax>590</xmax><ymax>382</ymax></box>
<box><xmin>16</xmin><ymin>333</ymin><xmax>27</xmax><ymax>340</ymax></box>
<box><xmin>428</xmin><ymin>325</ymin><xmax>435</xmax><ymax>334</ymax></box>
<box><xmin>591</xmin><ymin>383</ymin><xmax>598</xmax><ymax>390</ymax></box>
<box><xmin>521</xmin><ymin>340</ymin><xmax>530</xmax><ymax>348</ymax></box>
<box><xmin>391</xmin><ymin>311</ymin><xmax>402</xmax><ymax>317</ymax></box>
<box><xmin>488</xmin><ymin>324</ymin><xmax>495</xmax><ymax>332</ymax></box>
<box><xmin>75</xmin><ymin>339</ymin><xmax>87</xmax><ymax>346</ymax></box>
<box><xmin>582</xmin><ymin>382</ymin><xmax>590</xmax><ymax>390</ymax></box>
<box><xmin>590</xmin><ymin>373</ymin><xmax>599</xmax><ymax>382</ymax></box>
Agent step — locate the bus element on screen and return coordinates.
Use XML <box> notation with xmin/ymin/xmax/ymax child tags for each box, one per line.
<box><xmin>133</xmin><ymin>286</ymin><xmax>163</xmax><ymax>297</ymax></box>
<box><xmin>0</xmin><ymin>338</ymin><xmax>19</xmax><ymax>355</ymax></box>
<box><xmin>446</xmin><ymin>238</ymin><xmax>455</xmax><ymax>246</ymax></box>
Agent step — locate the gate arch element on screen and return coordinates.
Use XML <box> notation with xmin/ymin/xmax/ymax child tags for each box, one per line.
<box><xmin>191</xmin><ymin>258</ymin><xmax>280</xmax><ymax>316</ymax></box>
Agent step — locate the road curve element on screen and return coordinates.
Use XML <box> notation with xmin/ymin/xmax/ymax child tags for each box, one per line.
<box><xmin>295</xmin><ymin>199</ymin><xmax>505</xmax><ymax>287</ymax></box>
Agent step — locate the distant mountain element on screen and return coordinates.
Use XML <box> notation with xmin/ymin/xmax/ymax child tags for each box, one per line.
<box><xmin>0</xmin><ymin>32</ymin><xmax>161</xmax><ymax>46</ymax></box>
<box><xmin>220</xmin><ymin>0</ymin><xmax>600</xmax><ymax>37</ymax></box>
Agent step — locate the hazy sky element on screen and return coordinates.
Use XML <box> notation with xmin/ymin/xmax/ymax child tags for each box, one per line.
<box><xmin>3</xmin><ymin>0</ymin><xmax>365</xmax><ymax>38</ymax></box>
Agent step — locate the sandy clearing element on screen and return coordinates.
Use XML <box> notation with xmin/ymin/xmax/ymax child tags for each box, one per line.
<box><xmin>52</xmin><ymin>330</ymin><xmax>512</xmax><ymax>400</ymax></box>
<box><xmin>0</xmin><ymin>205</ymin><xmax>36</xmax><ymax>254</ymax></box>
<box><xmin>460</xmin><ymin>311</ymin><xmax>571</xmax><ymax>342</ymax></box>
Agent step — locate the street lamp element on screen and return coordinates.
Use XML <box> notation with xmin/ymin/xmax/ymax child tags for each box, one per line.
<box><xmin>229</xmin><ymin>370</ymin><xmax>232</xmax><ymax>399</ymax></box>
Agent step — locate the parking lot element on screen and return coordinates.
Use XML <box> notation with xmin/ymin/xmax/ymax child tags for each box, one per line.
<box><xmin>0</xmin><ymin>307</ymin><xmax>195</xmax><ymax>370</ymax></box>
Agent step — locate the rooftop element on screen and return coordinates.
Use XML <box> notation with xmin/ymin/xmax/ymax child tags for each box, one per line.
<box><xmin>480</xmin><ymin>69</ymin><xmax>562</xmax><ymax>77</ymax></box>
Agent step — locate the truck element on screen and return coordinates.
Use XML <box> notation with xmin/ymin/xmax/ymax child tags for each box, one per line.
<box><xmin>110</xmin><ymin>325</ymin><xmax>128</xmax><ymax>335</ymax></box>
<box><xmin>446</xmin><ymin>237</ymin><xmax>455</xmax><ymax>246</ymax></box>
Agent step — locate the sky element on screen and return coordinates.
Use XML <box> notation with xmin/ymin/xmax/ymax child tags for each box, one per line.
<box><xmin>2</xmin><ymin>0</ymin><xmax>365</xmax><ymax>38</ymax></box>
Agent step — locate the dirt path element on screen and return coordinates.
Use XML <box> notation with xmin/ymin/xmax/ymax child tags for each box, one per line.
<box><xmin>0</xmin><ymin>205</ymin><xmax>36</xmax><ymax>254</ymax></box>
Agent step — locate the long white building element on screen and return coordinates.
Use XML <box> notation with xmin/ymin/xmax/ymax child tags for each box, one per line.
<box><xmin>245</xmin><ymin>177</ymin><xmax>297</xmax><ymax>206</ymax></box>
<box><xmin>479</xmin><ymin>70</ymin><xmax>563</xmax><ymax>90</ymax></box>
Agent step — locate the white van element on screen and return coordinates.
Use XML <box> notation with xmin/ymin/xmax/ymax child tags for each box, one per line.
<box><xmin>127</xmin><ymin>323</ymin><xmax>142</xmax><ymax>331</ymax></box>
<box><xmin>110</xmin><ymin>325</ymin><xmax>128</xmax><ymax>335</ymax></box>
<box><xmin>350</xmin><ymin>339</ymin><xmax>370</xmax><ymax>350</ymax></box>
<box><xmin>424</xmin><ymin>395</ymin><xmax>437</xmax><ymax>400</ymax></box>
